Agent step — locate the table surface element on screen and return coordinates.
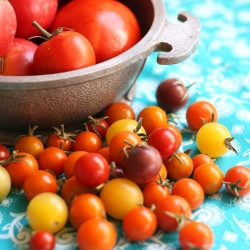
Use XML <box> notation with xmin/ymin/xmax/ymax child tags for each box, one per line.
<box><xmin>1</xmin><ymin>0</ymin><xmax>250</xmax><ymax>249</ymax></box>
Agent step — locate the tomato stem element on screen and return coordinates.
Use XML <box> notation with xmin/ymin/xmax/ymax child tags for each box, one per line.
<box><xmin>32</xmin><ymin>21</ymin><xmax>53</xmax><ymax>39</ymax></box>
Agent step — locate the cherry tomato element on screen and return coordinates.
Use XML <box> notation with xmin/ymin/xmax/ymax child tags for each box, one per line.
<box><xmin>109</xmin><ymin>130</ymin><xmax>142</xmax><ymax>165</ymax></box>
<box><xmin>193</xmin><ymin>163</ymin><xmax>224</xmax><ymax>194</ymax></box>
<box><xmin>69</xmin><ymin>193</ymin><xmax>106</xmax><ymax>229</ymax></box>
<box><xmin>26</xmin><ymin>192</ymin><xmax>68</xmax><ymax>234</ymax></box>
<box><xmin>0</xmin><ymin>38</ymin><xmax>38</xmax><ymax>76</ymax></box>
<box><xmin>121</xmin><ymin>143</ymin><xmax>163</xmax><ymax>185</ymax></box>
<box><xmin>29</xmin><ymin>230</ymin><xmax>56</xmax><ymax>250</ymax></box>
<box><xmin>157</xmin><ymin>123</ymin><xmax>182</xmax><ymax>146</ymax></box>
<box><xmin>192</xmin><ymin>153</ymin><xmax>214</xmax><ymax>172</ymax></box>
<box><xmin>148</xmin><ymin>127</ymin><xmax>180</xmax><ymax>160</ymax></box>
<box><xmin>142</xmin><ymin>181</ymin><xmax>170</xmax><ymax>208</ymax></box>
<box><xmin>105</xmin><ymin>102</ymin><xmax>135</xmax><ymax>126</ymax></box>
<box><xmin>186</xmin><ymin>100</ymin><xmax>218</xmax><ymax>132</ymax></box>
<box><xmin>50</xmin><ymin>0</ymin><xmax>141</xmax><ymax>63</ymax></box>
<box><xmin>74</xmin><ymin>153</ymin><xmax>110</xmax><ymax>188</ymax></box>
<box><xmin>33</xmin><ymin>22</ymin><xmax>96</xmax><ymax>75</ymax></box>
<box><xmin>9</xmin><ymin>0</ymin><xmax>57</xmax><ymax>39</ymax></box>
<box><xmin>77</xmin><ymin>217</ymin><xmax>117</xmax><ymax>250</ymax></box>
<box><xmin>0</xmin><ymin>144</ymin><xmax>11</xmax><ymax>160</ymax></box>
<box><xmin>97</xmin><ymin>147</ymin><xmax>112</xmax><ymax>164</ymax></box>
<box><xmin>154</xmin><ymin>195</ymin><xmax>192</xmax><ymax>232</ymax></box>
<box><xmin>100</xmin><ymin>178</ymin><xmax>144</xmax><ymax>220</ymax></box>
<box><xmin>137</xmin><ymin>106</ymin><xmax>168</xmax><ymax>135</ymax></box>
<box><xmin>61</xmin><ymin>176</ymin><xmax>95</xmax><ymax>205</ymax></box>
<box><xmin>122</xmin><ymin>206</ymin><xmax>157</xmax><ymax>241</ymax></box>
<box><xmin>23</xmin><ymin>170</ymin><xmax>58</xmax><ymax>201</ymax></box>
<box><xmin>46</xmin><ymin>125</ymin><xmax>75</xmax><ymax>151</ymax></box>
<box><xmin>105</xmin><ymin>119</ymin><xmax>146</xmax><ymax>146</ymax></box>
<box><xmin>196</xmin><ymin>122</ymin><xmax>236</xmax><ymax>158</ymax></box>
<box><xmin>63</xmin><ymin>151</ymin><xmax>88</xmax><ymax>179</ymax></box>
<box><xmin>0</xmin><ymin>0</ymin><xmax>17</xmax><ymax>57</ymax></box>
<box><xmin>179</xmin><ymin>221</ymin><xmax>214</xmax><ymax>250</ymax></box>
<box><xmin>156</xmin><ymin>78</ymin><xmax>189</xmax><ymax>113</ymax></box>
<box><xmin>38</xmin><ymin>147</ymin><xmax>68</xmax><ymax>177</ymax></box>
<box><xmin>14</xmin><ymin>125</ymin><xmax>44</xmax><ymax>160</ymax></box>
<box><xmin>86</xmin><ymin>116</ymin><xmax>109</xmax><ymax>140</ymax></box>
<box><xmin>72</xmin><ymin>131</ymin><xmax>102</xmax><ymax>153</ymax></box>
<box><xmin>3</xmin><ymin>151</ymin><xmax>39</xmax><ymax>187</ymax></box>
<box><xmin>171</xmin><ymin>178</ymin><xmax>205</xmax><ymax>210</ymax></box>
<box><xmin>163</xmin><ymin>152</ymin><xmax>193</xmax><ymax>181</ymax></box>
<box><xmin>223</xmin><ymin>165</ymin><xmax>250</xmax><ymax>197</ymax></box>
<box><xmin>0</xmin><ymin>165</ymin><xmax>11</xmax><ymax>201</ymax></box>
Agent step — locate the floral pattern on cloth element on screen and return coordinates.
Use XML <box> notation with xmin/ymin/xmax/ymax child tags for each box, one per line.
<box><xmin>1</xmin><ymin>0</ymin><xmax>250</xmax><ymax>249</ymax></box>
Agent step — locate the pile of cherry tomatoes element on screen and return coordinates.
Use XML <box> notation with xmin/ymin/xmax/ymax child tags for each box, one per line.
<box><xmin>0</xmin><ymin>0</ymin><xmax>141</xmax><ymax>75</ymax></box>
<box><xmin>1</xmin><ymin>82</ymin><xmax>250</xmax><ymax>250</ymax></box>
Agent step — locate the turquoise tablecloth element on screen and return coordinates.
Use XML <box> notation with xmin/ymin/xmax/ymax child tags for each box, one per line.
<box><xmin>1</xmin><ymin>0</ymin><xmax>250</xmax><ymax>249</ymax></box>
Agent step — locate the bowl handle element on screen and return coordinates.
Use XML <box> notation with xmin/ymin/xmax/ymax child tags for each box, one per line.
<box><xmin>146</xmin><ymin>12</ymin><xmax>201</xmax><ymax>65</ymax></box>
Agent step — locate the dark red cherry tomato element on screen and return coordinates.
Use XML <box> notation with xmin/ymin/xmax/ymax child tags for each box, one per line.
<box><xmin>156</xmin><ymin>78</ymin><xmax>189</xmax><ymax>113</ymax></box>
<box><xmin>0</xmin><ymin>144</ymin><xmax>11</xmax><ymax>161</ymax></box>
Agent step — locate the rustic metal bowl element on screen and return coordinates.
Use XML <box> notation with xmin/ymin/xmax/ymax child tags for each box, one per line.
<box><xmin>0</xmin><ymin>0</ymin><xmax>200</xmax><ymax>144</ymax></box>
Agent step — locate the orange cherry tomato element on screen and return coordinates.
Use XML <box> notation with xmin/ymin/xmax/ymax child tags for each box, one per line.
<box><xmin>192</xmin><ymin>153</ymin><xmax>215</xmax><ymax>172</ymax></box>
<box><xmin>69</xmin><ymin>193</ymin><xmax>106</xmax><ymax>229</ymax></box>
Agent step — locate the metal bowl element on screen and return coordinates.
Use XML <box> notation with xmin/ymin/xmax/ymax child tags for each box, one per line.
<box><xmin>0</xmin><ymin>0</ymin><xmax>200</xmax><ymax>144</ymax></box>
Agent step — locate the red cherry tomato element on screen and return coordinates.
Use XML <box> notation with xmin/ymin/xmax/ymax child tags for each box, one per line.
<box><xmin>137</xmin><ymin>106</ymin><xmax>168</xmax><ymax>135</ymax></box>
<box><xmin>50</xmin><ymin>0</ymin><xmax>141</xmax><ymax>63</ymax></box>
<box><xmin>148</xmin><ymin>127</ymin><xmax>180</xmax><ymax>160</ymax></box>
<box><xmin>142</xmin><ymin>181</ymin><xmax>170</xmax><ymax>208</ymax></box>
<box><xmin>77</xmin><ymin>217</ymin><xmax>117</xmax><ymax>250</ymax></box>
<box><xmin>0</xmin><ymin>38</ymin><xmax>38</xmax><ymax>76</ymax></box>
<box><xmin>223</xmin><ymin>165</ymin><xmax>250</xmax><ymax>197</ymax></box>
<box><xmin>104</xmin><ymin>102</ymin><xmax>135</xmax><ymax>126</ymax></box>
<box><xmin>122</xmin><ymin>206</ymin><xmax>157</xmax><ymax>241</ymax></box>
<box><xmin>0</xmin><ymin>0</ymin><xmax>17</xmax><ymax>57</ymax></box>
<box><xmin>72</xmin><ymin>131</ymin><xmax>102</xmax><ymax>153</ymax></box>
<box><xmin>38</xmin><ymin>147</ymin><xmax>68</xmax><ymax>177</ymax></box>
<box><xmin>9</xmin><ymin>0</ymin><xmax>57</xmax><ymax>39</ymax></box>
<box><xmin>29</xmin><ymin>230</ymin><xmax>56</xmax><ymax>250</ymax></box>
<box><xmin>74</xmin><ymin>153</ymin><xmax>110</xmax><ymax>188</ymax></box>
<box><xmin>171</xmin><ymin>178</ymin><xmax>205</xmax><ymax>210</ymax></box>
<box><xmin>46</xmin><ymin>125</ymin><xmax>75</xmax><ymax>151</ymax></box>
<box><xmin>23</xmin><ymin>170</ymin><xmax>58</xmax><ymax>201</ymax></box>
<box><xmin>179</xmin><ymin>221</ymin><xmax>214</xmax><ymax>250</ymax></box>
<box><xmin>86</xmin><ymin>116</ymin><xmax>109</xmax><ymax>140</ymax></box>
<box><xmin>33</xmin><ymin>22</ymin><xmax>96</xmax><ymax>75</ymax></box>
<box><xmin>155</xmin><ymin>195</ymin><xmax>192</xmax><ymax>232</ymax></box>
<box><xmin>186</xmin><ymin>100</ymin><xmax>218</xmax><ymax>132</ymax></box>
<box><xmin>3</xmin><ymin>151</ymin><xmax>39</xmax><ymax>187</ymax></box>
<box><xmin>14</xmin><ymin>125</ymin><xmax>44</xmax><ymax>160</ymax></box>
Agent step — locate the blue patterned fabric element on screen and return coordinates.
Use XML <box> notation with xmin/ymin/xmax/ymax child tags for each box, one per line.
<box><xmin>1</xmin><ymin>0</ymin><xmax>250</xmax><ymax>249</ymax></box>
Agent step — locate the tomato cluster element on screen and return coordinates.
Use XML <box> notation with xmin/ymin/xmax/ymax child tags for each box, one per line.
<box><xmin>0</xmin><ymin>94</ymin><xmax>248</xmax><ymax>249</ymax></box>
<box><xmin>0</xmin><ymin>0</ymin><xmax>141</xmax><ymax>76</ymax></box>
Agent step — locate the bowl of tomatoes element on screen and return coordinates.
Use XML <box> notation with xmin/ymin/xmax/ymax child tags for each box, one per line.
<box><xmin>0</xmin><ymin>0</ymin><xmax>200</xmax><ymax>142</ymax></box>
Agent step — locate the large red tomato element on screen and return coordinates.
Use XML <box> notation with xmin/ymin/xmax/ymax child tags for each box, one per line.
<box><xmin>0</xmin><ymin>0</ymin><xmax>17</xmax><ymax>57</ymax></box>
<box><xmin>0</xmin><ymin>38</ymin><xmax>38</xmax><ymax>76</ymax></box>
<box><xmin>33</xmin><ymin>23</ymin><xmax>96</xmax><ymax>75</ymax></box>
<box><xmin>50</xmin><ymin>0</ymin><xmax>142</xmax><ymax>63</ymax></box>
<box><xmin>8</xmin><ymin>0</ymin><xmax>58</xmax><ymax>39</ymax></box>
